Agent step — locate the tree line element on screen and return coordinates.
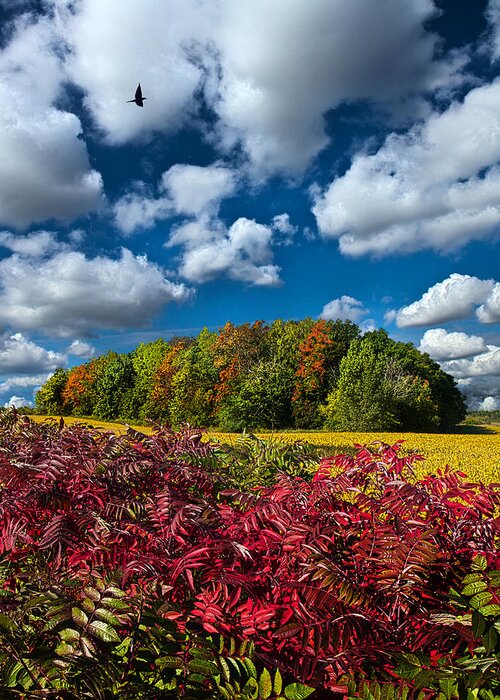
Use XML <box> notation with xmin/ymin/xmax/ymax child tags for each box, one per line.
<box><xmin>35</xmin><ymin>318</ymin><xmax>467</xmax><ymax>431</ymax></box>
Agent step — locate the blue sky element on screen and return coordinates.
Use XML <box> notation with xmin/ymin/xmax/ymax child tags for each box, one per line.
<box><xmin>0</xmin><ymin>0</ymin><xmax>499</xmax><ymax>411</ymax></box>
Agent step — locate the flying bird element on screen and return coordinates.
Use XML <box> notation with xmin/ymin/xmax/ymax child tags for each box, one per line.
<box><xmin>127</xmin><ymin>83</ymin><xmax>146</xmax><ymax>107</ymax></box>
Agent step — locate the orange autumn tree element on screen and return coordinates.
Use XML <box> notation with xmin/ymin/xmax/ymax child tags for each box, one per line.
<box><xmin>292</xmin><ymin>319</ymin><xmax>333</xmax><ymax>428</ymax></box>
<box><xmin>149</xmin><ymin>341</ymin><xmax>186</xmax><ymax>421</ymax></box>
<box><xmin>62</xmin><ymin>358</ymin><xmax>104</xmax><ymax>417</ymax></box>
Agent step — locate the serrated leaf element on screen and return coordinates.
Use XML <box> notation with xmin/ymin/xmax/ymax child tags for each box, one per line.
<box><xmin>83</xmin><ymin>586</ymin><xmax>101</xmax><ymax>601</ymax></box>
<box><xmin>58</xmin><ymin>628</ymin><xmax>81</xmax><ymax>643</ymax></box>
<box><xmin>471</xmin><ymin>555</ymin><xmax>487</xmax><ymax>571</ymax></box>
<box><xmin>71</xmin><ymin>607</ymin><xmax>88</xmax><ymax>627</ymax></box>
<box><xmin>284</xmin><ymin>682</ymin><xmax>315</xmax><ymax>700</ymax></box>
<box><xmin>81</xmin><ymin>597</ymin><xmax>95</xmax><ymax>613</ymax></box>
<box><xmin>156</xmin><ymin>655</ymin><xmax>183</xmax><ymax>669</ymax></box>
<box><xmin>100</xmin><ymin>597</ymin><xmax>130</xmax><ymax>610</ymax></box>
<box><xmin>219</xmin><ymin>656</ymin><xmax>231</xmax><ymax>682</ymax></box>
<box><xmin>439</xmin><ymin>678</ymin><xmax>457</xmax><ymax>700</ymax></box>
<box><xmin>274</xmin><ymin>622</ymin><xmax>302</xmax><ymax>640</ymax></box>
<box><xmin>274</xmin><ymin>668</ymin><xmax>283</xmax><ymax>695</ymax></box>
<box><xmin>243</xmin><ymin>657</ymin><xmax>257</xmax><ymax>679</ymax></box>
<box><xmin>472</xmin><ymin>610</ymin><xmax>486</xmax><ymax>638</ymax></box>
<box><xmin>94</xmin><ymin>607</ymin><xmax>120</xmax><ymax>626</ymax></box>
<box><xmin>258</xmin><ymin>667</ymin><xmax>272</xmax><ymax>699</ymax></box>
<box><xmin>461</xmin><ymin>581</ymin><xmax>488</xmax><ymax>597</ymax></box>
<box><xmin>469</xmin><ymin>591</ymin><xmax>492</xmax><ymax>609</ymax></box>
<box><xmin>88</xmin><ymin>620</ymin><xmax>120</xmax><ymax>643</ymax></box>
<box><xmin>478</xmin><ymin>604</ymin><xmax>500</xmax><ymax>617</ymax></box>
<box><xmin>187</xmin><ymin>658</ymin><xmax>219</xmax><ymax>676</ymax></box>
<box><xmin>483</xmin><ymin>626</ymin><xmax>497</xmax><ymax>655</ymax></box>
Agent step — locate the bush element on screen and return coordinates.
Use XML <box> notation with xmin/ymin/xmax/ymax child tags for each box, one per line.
<box><xmin>0</xmin><ymin>410</ymin><xmax>498</xmax><ymax>697</ymax></box>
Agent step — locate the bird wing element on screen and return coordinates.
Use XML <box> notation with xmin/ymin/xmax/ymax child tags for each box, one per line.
<box><xmin>135</xmin><ymin>84</ymin><xmax>143</xmax><ymax>100</ymax></box>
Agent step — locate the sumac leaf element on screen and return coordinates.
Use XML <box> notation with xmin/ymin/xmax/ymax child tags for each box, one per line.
<box><xmin>156</xmin><ymin>655</ymin><xmax>183</xmax><ymax>670</ymax></box>
<box><xmin>71</xmin><ymin>607</ymin><xmax>88</xmax><ymax>628</ymax></box>
<box><xmin>88</xmin><ymin>620</ymin><xmax>120</xmax><ymax>643</ymax></box>
<box><xmin>284</xmin><ymin>682</ymin><xmax>315</xmax><ymax>700</ymax></box>
<box><xmin>258</xmin><ymin>667</ymin><xmax>272</xmax><ymax>699</ymax></box>
<box><xmin>58</xmin><ymin>628</ymin><xmax>81</xmax><ymax>643</ymax></box>
<box><xmin>461</xmin><ymin>581</ymin><xmax>488</xmax><ymax>597</ymax></box>
<box><xmin>274</xmin><ymin>668</ymin><xmax>283</xmax><ymax>696</ymax></box>
<box><xmin>187</xmin><ymin>658</ymin><xmax>219</xmax><ymax>676</ymax></box>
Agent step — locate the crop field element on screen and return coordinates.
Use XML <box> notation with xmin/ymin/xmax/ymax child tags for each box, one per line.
<box><xmin>32</xmin><ymin>415</ymin><xmax>500</xmax><ymax>484</ymax></box>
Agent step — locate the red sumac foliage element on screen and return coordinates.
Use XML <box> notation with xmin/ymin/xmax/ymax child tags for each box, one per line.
<box><xmin>0</xmin><ymin>411</ymin><xmax>498</xmax><ymax>694</ymax></box>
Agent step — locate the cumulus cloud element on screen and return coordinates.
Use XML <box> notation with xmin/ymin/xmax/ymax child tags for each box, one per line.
<box><xmin>313</xmin><ymin>80</ymin><xmax>500</xmax><ymax>256</ymax></box>
<box><xmin>0</xmin><ymin>374</ymin><xmax>53</xmax><ymax>393</ymax></box>
<box><xmin>0</xmin><ymin>14</ymin><xmax>104</xmax><ymax>228</ymax></box>
<box><xmin>0</xmin><ymin>333</ymin><xmax>66</xmax><ymax>373</ymax></box>
<box><xmin>4</xmin><ymin>395</ymin><xmax>32</xmax><ymax>408</ymax></box>
<box><xmin>477</xmin><ymin>395</ymin><xmax>500</xmax><ymax>410</ymax></box>
<box><xmin>211</xmin><ymin>0</ymin><xmax>466</xmax><ymax>176</ymax></box>
<box><xmin>320</xmin><ymin>295</ymin><xmax>369</xmax><ymax>323</ymax></box>
<box><xmin>0</xmin><ymin>231</ymin><xmax>62</xmax><ymax>257</ymax></box>
<box><xmin>114</xmin><ymin>164</ymin><xmax>237</xmax><ymax>234</ymax></box>
<box><xmin>476</xmin><ymin>282</ymin><xmax>500</xmax><ymax>323</ymax></box>
<box><xmin>67</xmin><ymin>339</ymin><xmax>95</xmax><ymax>358</ymax></box>
<box><xmin>386</xmin><ymin>274</ymin><xmax>496</xmax><ymax>327</ymax></box>
<box><xmin>168</xmin><ymin>216</ymin><xmax>282</xmax><ymax>286</ymax></box>
<box><xmin>53</xmin><ymin>0</ymin><xmax>466</xmax><ymax>177</ymax></box>
<box><xmin>418</xmin><ymin>328</ymin><xmax>488</xmax><ymax>361</ymax></box>
<box><xmin>0</xmin><ymin>248</ymin><xmax>192</xmax><ymax>336</ymax></box>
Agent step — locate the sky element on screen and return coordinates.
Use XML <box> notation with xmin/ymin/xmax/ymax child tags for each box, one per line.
<box><xmin>0</xmin><ymin>0</ymin><xmax>499</xmax><ymax>412</ymax></box>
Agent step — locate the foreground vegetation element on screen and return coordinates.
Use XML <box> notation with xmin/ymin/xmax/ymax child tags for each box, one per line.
<box><xmin>0</xmin><ymin>410</ymin><xmax>498</xmax><ymax>698</ymax></box>
<box><xmin>34</xmin><ymin>320</ymin><xmax>466</xmax><ymax>432</ymax></box>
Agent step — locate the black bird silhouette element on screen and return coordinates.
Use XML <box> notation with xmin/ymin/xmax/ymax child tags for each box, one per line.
<box><xmin>127</xmin><ymin>83</ymin><xmax>146</xmax><ymax>107</ymax></box>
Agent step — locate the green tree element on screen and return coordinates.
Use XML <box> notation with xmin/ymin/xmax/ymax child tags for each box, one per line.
<box><xmin>34</xmin><ymin>367</ymin><xmax>69</xmax><ymax>415</ymax></box>
<box><xmin>94</xmin><ymin>353</ymin><xmax>136</xmax><ymax>420</ymax></box>
<box><xmin>131</xmin><ymin>339</ymin><xmax>169</xmax><ymax>420</ymax></box>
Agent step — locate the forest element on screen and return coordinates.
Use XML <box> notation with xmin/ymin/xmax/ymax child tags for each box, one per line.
<box><xmin>35</xmin><ymin>319</ymin><xmax>467</xmax><ymax>431</ymax></box>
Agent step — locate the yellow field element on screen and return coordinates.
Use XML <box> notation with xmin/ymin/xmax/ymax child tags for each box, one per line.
<box><xmin>30</xmin><ymin>415</ymin><xmax>500</xmax><ymax>484</ymax></box>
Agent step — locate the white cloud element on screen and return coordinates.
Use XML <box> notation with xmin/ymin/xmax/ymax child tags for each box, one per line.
<box><xmin>53</xmin><ymin>0</ymin><xmax>465</xmax><ymax>177</ymax></box>
<box><xmin>0</xmin><ymin>231</ymin><xmax>62</xmax><ymax>257</ymax></box>
<box><xmin>4</xmin><ymin>395</ymin><xmax>32</xmax><ymax>408</ymax></box>
<box><xmin>67</xmin><ymin>339</ymin><xmax>95</xmax><ymax>359</ymax></box>
<box><xmin>418</xmin><ymin>328</ymin><xmax>488</xmax><ymax>361</ymax></box>
<box><xmin>0</xmin><ymin>374</ymin><xmax>53</xmax><ymax>393</ymax></box>
<box><xmin>0</xmin><ymin>333</ymin><xmax>66</xmax><ymax>373</ymax></box>
<box><xmin>0</xmin><ymin>14</ymin><xmax>104</xmax><ymax>228</ymax></box>
<box><xmin>320</xmin><ymin>295</ymin><xmax>368</xmax><ymax>323</ymax></box>
<box><xmin>313</xmin><ymin>80</ymin><xmax>500</xmax><ymax>256</ymax></box>
<box><xmin>441</xmin><ymin>346</ymin><xmax>500</xmax><ymax>380</ymax></box>
<box><xmin>476</xmin><ymin>282</ymin><xmax>500</xmax><ymax>323</ymax></box>
<box><xmin>486</xmin><ymin>0</ymin><xmax>500</xmax><ymax>59</ymax></box>
<box><xmin>58</xmin><ymin>0</ymin><xmax>211</xmax><ymax>145</ymax></box>
<box><xmin>387</xmin><ymin>274</ymin><xmax>496</xmax><ymax>327</ymax></box>
<box><xmin>113</xmin><ymin>163</ymin><xmax>237</xmax><ymax>234</ymax></box>
<box><xmin>0</xmin><ymin>248</ymin><xmax>192</xmax><ymax>336</ymax></box>
<box><xmin>477</xmin><ymin>395</ymin><xmax>500</xmax><ymax>411</ymax></box>
<box><xmin>212</xmin><ymin>0</ymin><xmax>465</xmax><ymax>177</ymax></box>
<box><xmin>169</xmin><ymin>216</ymin><xmax>282</xmax><ymax>286</ymax></box>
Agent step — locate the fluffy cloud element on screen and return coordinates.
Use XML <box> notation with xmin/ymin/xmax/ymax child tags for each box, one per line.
<box><xmin>168</xmin><ymin>216</ymin><xmax>282</xmax><ymax>286</ymax></box>
<box><xmin>4</xmin><ymin>396</ymin><xmax>32</xmax><ymax>408</ymax></box>
<box><xmin>320</xmin><ymin>295</ymin><xmax>368</xmax><ymax>323</ymax></box>
<box><xmin>114</xmin><ymin>164</ymin><xmax>237</xmax><ymax>234</ymax></box>
<box><xmin>54</xmin><ymin>0</ymin><xmax>464</xmax><ymax>177</ymax></box>
<box><xmin>476</xmin><ymin>282</ymin><xmax>500</xmax><ymax>323</ymax></box>
<box><xmin>0</xmin><ymin>374</ymin><xmax>53</xmax><ymax>393</ymax></box>
<box><xmin>67</xmin><ymin>340</ymin><xmax>95</xmax><ymax>358</ymax></box>
<box><xmin>0</xmin><ymin>333</ymin><xmax>66</xmax><ymax>373</ymax></box>
<box><xmin>313</xmin><ymin>80</ymin><xmax>500</xmax><ymax>256</ymax></box>
<box><xmin>0</xmin><ymin>248</ymin><xmax>191</xmax><ymax>336</ymax></box>
<box><xmin>387</xmin><ymin>274</ymin><xmax>496</xmax><ymax>327</ymax></box>
<box><xmin>0</xmin><ymin>231</ymin><xmax>62</xmax><ymax>257</ymax></box>
<box><xmin>440</xmin><ymin>344</ymin><xmax>500</xmax><ymax>409</ymax></box>
<box><xmin>211</xmin><ymin>0</ymin><xmax>465</xmax><ymax>176</ymax></box>
<box><xmin>418</xmin><ymin>328</ymin><xmax>488</xmax><ymax>361</ymax></box>
<box><xmin>0</xmin><ymin>14</ymin><xmax>104</xmax><ymax>228</ymax></box>
<box><xmin>477</xmin><ymin>395</ymin><xmax>500</xmax><ymax>411</ymax></box>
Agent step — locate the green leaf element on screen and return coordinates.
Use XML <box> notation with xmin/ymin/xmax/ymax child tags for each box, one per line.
<box><xmin>483</xmin><ymin>626</ymin><xmax>497</xmax><ymax>655</ymax></box>
<box><xmin>469</xmin><ymin>591</ymin><xmax>492</xmax><ymax>610</ymax></box>
<box><xmin>83</xmin><ymin>586</ymin><xmax>101</xmax><ymax>601</ymax></box>
<box><xmin>71</xmin><ymin>606</ymin><xmax>89</xmax><ymax>627</ymax></box>
<box><xmin>94</xmin><ymin>607</ymin><xmax>121</xmax><ymax>626</ymax></box>
<box><xmin>243</xmin><ymin>657</ymin><xmax>257</xmax><ymax>679</ymax></box>
<box><xmin>100</xmin><ymin>597</ymin><xmax>130</xmax><ymax>611</ymax></box>
<box><xmin>156</xmin><ymin>655</ymin><xmax>183</xmax><ymax>670</ymax></box>
<box><xmin>55</xmin><ymin>641</ymin><xmax>78</xmax><ymax>657</ymax></box>
<box><xmin>471</xmin><ymin>555</ymin><xmax>488</xmax><ymax>571</ymax></box>
<box><xmin>58</xmin><ymin>628</ymin><xmax>81</xmax><ymax>643</ymax></box>
<box><xmin>284</xmin><ymin>682</ymin><xmax>315</xmax><ymax>700</ymax></box>
<box><xmin>88</xmin><ymin>620</ymin><xmax>120</xmax><ymax>643</ymax></box>
<box><xmin>478</xmin><ymin>604</ymin><xmax>500</xmax><ymax>617</ymax></box>
<box><xmin>187</xmin><ymin>658</ymin><xmax>219</xmax><ymax>676</ymax></box>
<box><xmin>219</xmin><ymin>656</ymin><xmax>231</xmax><ymax>682</ymax></box>
<box><xmin>258</xmin><ymin>667</ymin><xmax>272</xmax><ymax>699</ymax></box>
<box><xmin>461</xmin><ymin>581</ymin><xmax>488</xmax><ymax>597</ymax></box>
<box><xmin>0</xmin><ymin>613</ymin><xmax>14</xmax><ymax>632</ymax></box>
<box><xmin>274</xmin><ymin>668</ymin><xmax>283</xmax><ymax>696</ymax></box>
<box><xmin>472</xmin><ymin>611</ymin><xmax>486</xmax><ymax>638</ymax></box>
<box><xmin>439</xmin><ymin>678</ymin><xmax>458</xmax><ymax>700</ymax></box>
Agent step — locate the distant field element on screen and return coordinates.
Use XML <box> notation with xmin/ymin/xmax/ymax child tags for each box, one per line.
<box><xmin>31</xmin><ymin>415</ymin><xmax>500</xmax><ymax>484</ymax></box>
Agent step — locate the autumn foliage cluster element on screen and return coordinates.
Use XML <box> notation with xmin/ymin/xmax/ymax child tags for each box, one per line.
<box><xmin>35</xmin><ymin>319</ymin><xmax>466</xmax><ymax>431</ymax></box>
<box><xmin>0</xmin><ymin>410</ymin><xmax>498</xmax><ymax>698</ymax></box>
